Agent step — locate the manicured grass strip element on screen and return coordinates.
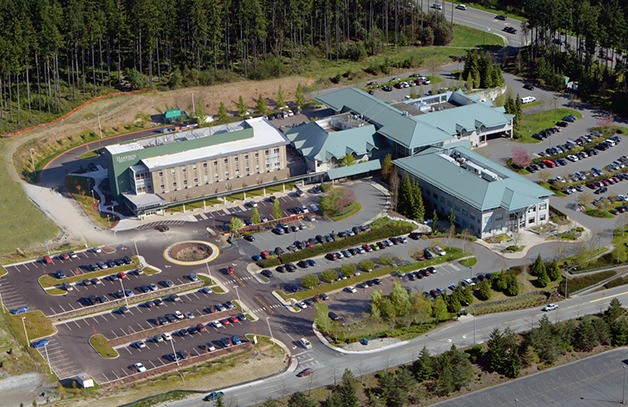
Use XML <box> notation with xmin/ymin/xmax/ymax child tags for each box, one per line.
<box><xmin>287</xmin><ymin>247</ymin><xmax>468</xmax><ymax>301</ymax></box>
<box><xmin>329</xmin><ymin>201</ymin><xmax>362</xmax><ymax>221</ymax></box>
<box><xmin>7</xmin><ymin>310</ymin><xmax>56</xmax><ymax>343</ymax></box>
<box><xmin>584</xmin><ymin>207</ymin><xmax>614</xmax><ymax>218</ymax></box>
<box><xmin>79</xmin><ymin>150</ymin><xmax>99</xmax><ymax>159</ymax></box>
<box><xmin>38</xmin><ymin>259</ymin><xmax>140</xmax><ymax>288</ymax></box>
<box><xmin>89</xmin><ymin>334</ymin><xmax>119</xmax><ymax>359</ymax></box>
<box><xmin>143</xmin><ymin>267</ymin><xmax>160</xmax><ymax>275</ymax></box>
<box><xmin>459</xmin><ymin>257</ymin><xmax>477</xmax><ymax>267</ymax></box>
<box><xmin>560</xmin><ymin>270</ymin><xmax>617</xmax><ymax>295</ymax></box>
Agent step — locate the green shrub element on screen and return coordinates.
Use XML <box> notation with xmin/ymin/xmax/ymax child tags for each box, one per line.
<box><xmin>301</xmin><ymin>274</ymin><xmax>320</xmax><ymax>288</ymax></box>
<box><xmin>339</xmin><ymin>263</ymin><xmax>357</xmax><ymax>277</ymax></box>
<box><xmin>559</xmin><ymin>270</ymin><xmax>616</xmax><ymax>295</ymax></box>
<box><xmin>320</xmin><ymin>183</ymin><xmax>333</xmax><ymax>192</ymax></box>
<box><xmin>321</xmin><ymin>269</ymin><xmax>339</xmax><ymax>283</ymax></box>
<box><xmin>358</xmin><ymin>259</ymin><xmax>375</xmax><ymax>272</ymax></box>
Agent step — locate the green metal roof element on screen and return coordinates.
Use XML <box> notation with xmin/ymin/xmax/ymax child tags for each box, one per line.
<box><xmin>394</xmin><ymin>145</ymin><xmax>552</xmax><ymax>211</ymax></box>
<box><xmin>315</xmin><ymin>88</ymin><xmax>452</xmax><ymax>149</ymax></box>
<box><xmin>414</xmin><ymin>103</ymin><xmax>513</xmax><ymax>135</ymax></box>
<box><xmin>327</xmin><ymin>159</ymin><xmax>382</xmax><ymax>180</ymax></box>
<box><xmin>285</xmin><ymin>122</ymin><xmax>380</xmax><ymax>162</ymax></box>
<box><xmin>164</xmin><ymin>108</ymin><xmax>182</xmax><ymax>119</ymax></box>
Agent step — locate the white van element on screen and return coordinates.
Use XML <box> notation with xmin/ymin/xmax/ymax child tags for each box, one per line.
<box><xmin>521</xmin><ymin>96</ymin><xmax>536</xmax><ymax>104</ymax></box>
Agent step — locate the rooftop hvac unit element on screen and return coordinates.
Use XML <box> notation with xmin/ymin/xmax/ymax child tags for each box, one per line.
<box><xmin>438</xmin><ymin>153</ymin><xmax>459</xmax><ymax>165</ymax></box>
<box><xmin>463</xmin><ymin>161</ymin><xmax>483</xmax><ymax>175</ymax></box>
<box><xmin>481</xmin><ymin>169</ymin><xmax>501</xmax><ymax>182</ymax></box>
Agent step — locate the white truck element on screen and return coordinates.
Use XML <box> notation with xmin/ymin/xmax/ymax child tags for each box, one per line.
<box><xmin>299</xmin><ymin>338</ymin><xmax>313</xmax><ymax>349</ymax></box>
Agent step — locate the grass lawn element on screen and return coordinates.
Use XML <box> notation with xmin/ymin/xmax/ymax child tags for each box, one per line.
<box><xmin>459</xmin><ymin>257</ymin><xmax>477</xmax><ymax>267</ymax></box>
<box><xmin>521</xmin><ymin>100</ymin><xmax>546</xmax><ymax>109</ymax></box>
<box><xmin>38</xmin><ymin>260</ymin><xmax>139</xmax><ymax>288</ymax></box>
<box><xmin>89</xmin><ymin>334</ymin><xmax>118</xmax><ymax>359</ymax></box>
<box><xmin>517</xmin><ymin>109</ymin><xmax>582</xmax><ymax>143</ymax></box>
<box><xmin>329</xmin><ymin>201</ymin><xmax>362</xmax><ymax>221</ymax></box>
<box><xmin>79</xmin><ymin>150</ymin><xmax>99</xmax><ymax>159</ymax></box>
<box><xmin>0</xmin><ymin>140</ymin><xmax>57</xmax><ymax>256</ymax></box>
<box><xmin>464</xmin><ymin>2</ymin><xmax>526</xmax><ymax>21</ymax></box>
<box><xmin>7</xmin><ymin>310</ymin><xmax>56</xmax><ymax>343</ymax></box>
<box><xmin>0</xmin><ymin>312</ymin><xmax>42</xmax><ymax>375</ymax></box>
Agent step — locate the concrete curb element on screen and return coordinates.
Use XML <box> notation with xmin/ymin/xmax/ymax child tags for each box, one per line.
<box><xmin>197</xmin><ymin>273</ymin><xmax>230</xmax><ymax>295</ymax></box>
<box><xmin>271</xmin><ymin>291</ymin><xmax>300</xmax><ymax>313</ymax></box>
<box><xmin>245</xmin><ymin>262</ymin><xmax>268</xmax><ymax>285</ymax></box>
<box><xmin>311</xmin><ymin>324</ymin><xmax>409</xmax><ymax>354</ymax></box>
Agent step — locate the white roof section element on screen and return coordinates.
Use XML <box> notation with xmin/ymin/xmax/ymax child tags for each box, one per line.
<box><xmin>138</xmin><ymin>117</ymin><xmax>288</xmax><ymax>171</ymax></box>
<box><xmin>122</xmin><ymin>192</ymin><xmax>165</xmax><ymax>208</ymax></box>
<box><xmin>106</xmin><ymin>142</ymin><xmax>143</xmax><ymax>155</ymax></box>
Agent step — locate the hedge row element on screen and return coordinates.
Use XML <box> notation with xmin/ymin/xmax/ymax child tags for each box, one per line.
<box><xmin>277</xmin><ymin>223</ymin><xmax>414</xmax><ymax>264</ymax></box>
<box><xmin>558</xmin><ymin>270</ymin><xmax>616</xmax><ymax>295</ymax></box>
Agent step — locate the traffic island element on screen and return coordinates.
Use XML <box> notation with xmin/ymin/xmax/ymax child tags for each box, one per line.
<box><xmin>163</xmin><ymin>240</ymin><xmax>219</xmax><ymax>266</ymax></box>
<box><xmin>89</xmin><ymin>334</ymin><xmax>119</xmax><ymax>359</ymax></box>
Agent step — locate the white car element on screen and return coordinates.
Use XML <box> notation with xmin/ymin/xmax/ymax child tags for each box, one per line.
<box><xmin>433</xmin><ymin>246</ymin><xmax>446</xmax><ymax>256</ymax></box>
<box><xmin>296</xmin><ymin>301</ymin><xmax>308</xmax><ymax>309</ymax></box>
<box><xmin>162</xmin><ymin>333</ymin><xmax>173</xmax><ymax>341</ymax></box>
<box><xmin>346</xmin><ymin>286</ymin><xmax>357</xmax><ymax>293</ymax></box>
<box><xmin>210</xmin><ymin>321</ymin><xmax>223</xmax><ymax>328</ymax></box>
<box><xmin>153</xmin><ymin>334</ymin><xmax>164</xmax><ymax>343</ymax></box>
<box><xmin>93</xmin><ymin>247</ymin><xmax>102</xmax><ymax>253</ymax></box>
<box><xmin>456</xmin><ymin>4</ymin><xmax>467</xmax><ymax>10</ymax></box>
<box><xmin>186</xmin><ymin>311</ymin><xmax>195</xmax><ymax>319</ymax></box>
<box><xmin>174</xmin><ymin>310</ymin><xmax>184</xmax><ymax>319</ymax></box>
<box><xmin>542</xmin><ymin>303</ymin><xmax>558</xmax><ymax>312</ymax></box>
<box><xmin>133</xmin><ymin>340</ymin><xmax>146</xmax><ymax>349</ymax></box>
<box><xmin>134</xmin><ymin>362</ymin><xmax>147</xmax><ymax>372</ymax></box>
<box><xmin>432</xmin><ymin>3</ymin><xmax>443</xmax><ymax>9</ymax></box>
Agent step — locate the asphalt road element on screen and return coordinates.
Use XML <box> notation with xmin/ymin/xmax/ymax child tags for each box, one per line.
<box><xmin>437</xmin><ymin>347</ymin><xmax>628</xmax><ymax>407</ymax></box>
<box><xmin>164</xmin><ymin>285</ymin><xmax>628</xmax><ymax>407</ymax></box>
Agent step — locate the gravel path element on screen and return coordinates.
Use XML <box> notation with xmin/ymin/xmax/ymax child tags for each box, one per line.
<box><xmin>0</xmin><ymin>372</ymin><xmax>51</xmax><ymax>406</ymax></box>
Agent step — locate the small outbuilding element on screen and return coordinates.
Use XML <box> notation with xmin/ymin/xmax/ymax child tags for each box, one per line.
<box><xmin>76</xmin><ymin>372</ymin><xmax>94</xmax><ymax>388</ymax></box>
<box><xmin>163</xmin><ymin>108</ymin><xmax>183</xmax><ymax>124</ymax></box>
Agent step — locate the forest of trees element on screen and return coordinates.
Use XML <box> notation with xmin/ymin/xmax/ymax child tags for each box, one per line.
<box><xmin>0</xmin><ymin>0</ymin><xmax>454</xmax><ymax>132</ymax></box>
<box><xmin>520</xmin><ymin>0</ymin><xmax>628</xmax><ymax>113</ymax></box>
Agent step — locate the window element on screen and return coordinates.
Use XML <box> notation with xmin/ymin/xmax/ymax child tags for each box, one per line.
<box><xmin>528</xmin><ymin>218</ymin><xmax>535</xmax><ymax>224</ymax></box>
<box><xmin>182</xmin><ymin>168</ymin><xmax>186</xmax><ymax>173</ymax></box>
<box><xmin>203</xmin><ymin>163</ymin><xmax>208</xmax><ymax>168</ymax></box>
<box><xmin>540</xmin><ymin>215</ymin><xmax>546</xmax><ymax>221</ymax></box>
<box><xmin>159</xmin><ymin>171</ymin><xmax>163</xmax><ymax>176</ymax></box>
<box><xmin>539</xmin><ymin>203</ymin><xmax>547</xmax><ymax>210</ymax></box>
<box><xmin>244</xmin><ymin>155</ymin><xmax>249</xmax><ymax>160</ymax></box>
<box><xmin>470</xmin><ymin>214</ymin><xmax>476</xmax><ymax>221</ymax></box>
<box><xmin>224</xmin><ymin>158</ymin><xmax>228</xmax><ymax>164</ymax></box>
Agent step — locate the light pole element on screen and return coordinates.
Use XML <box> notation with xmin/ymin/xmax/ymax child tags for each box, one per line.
<box><xmin>21</xmin><ymin>317</ymin><xmax>29</xmax><ymax>345</ymax></box>
<box><xmin>472</xmin><ymin>305</ymin><xmax>476</xmax><ymax>344</ymax></box>
<box><xmin>205</xmin><ymin>261</ymin><xmax>212</xmax><ymax>280</ymax></box>
<box><xmin>120</xmin><ymin>279</ymin><xmax>129</xmax><ymax>307</ymax></box>
<box><xmin>622</xmin><ymin>364</ymin><xmax>626</xmax><ymax>404</ymax></box>
<box><xmin>266</xmin><ymin>317</ymin><xmax>274</xmax><ymax>340</ymax></box>
<box><xmin>514</xmin><ymin>399</ymin><xmax>519</xmax><ymax>407</ymax></box>
<box><xmin>233</xmin><ymin>285</ymin><xmax>241</xmax><ymax>305</ymax></box>
<box><xmin>44</xmin><ymin>344</ymin><xmax>52</xmax><ymax>374</ymax></box>
<box><xmin>170</xmin><ymin>339</ymin><xmax>180</xmax><ymax>367</ymax></box>
<box><xmin>133</xmin><ymin>240</ymin><xmax>139</xmax><ymax>257</ymax></box>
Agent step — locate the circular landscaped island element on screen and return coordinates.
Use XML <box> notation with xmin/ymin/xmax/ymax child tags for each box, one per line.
<box><xmin>163</xmin><ymin>240</ymin><xmax>219</xmax><ymax>266</ymax></box>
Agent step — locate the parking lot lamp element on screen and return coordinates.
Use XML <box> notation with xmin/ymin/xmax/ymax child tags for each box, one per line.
<box><xmin>233</xmin><ymin>285</ymin><xmax>242</xmax><ymax>304</ymax></box>
<box><xmin>120</xmin><ymin>279</ymin><xmax>129</xmax><ymax>307</ymax></box>
<box><xmin>133</xmin><ymin>240</ymin><xmax>139</xmax><ymax>257</ymax></box>
<box><xmin>170</xmin><ymin>338</ymin><xmax>180</xmax><ymax>367</ymax></box>
<box><xmin>266</xmin><ymin>317</ymin><xmax>274</xmax><ymax>340</ymax></box>
<box><xmin>205</xmin><ymin>261</ymin><xmax>212</xmax><ymax>279</ymax></box>
<box><xmin>21</xmin><ymin>317</ymin><xmax>28</xmax><ymax>345</ymax></box>
<box><xmin>623</xmin><ymin>364</ymin><xmax>626</xmax><ymax>404</ymax></box>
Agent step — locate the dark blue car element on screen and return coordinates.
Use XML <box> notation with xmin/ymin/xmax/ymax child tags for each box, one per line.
<box><xmin>10</xmin><ymin>306</ymin><xmax>29</xmax><ymax>315</ymax></box>
<box><xmin>32</xmin><ymin>339</ymin><xmax>49</xmax><ymax>348</ymax></box>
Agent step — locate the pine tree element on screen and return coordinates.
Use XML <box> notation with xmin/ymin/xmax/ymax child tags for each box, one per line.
<box><xmin>276</xmin><ymin>85</ymin><xmax>286</xmax><ymax>108</ymax></box>
<box><xmin>432</xmin><ymin>210</ymin><xmax>439</xmax><ymax>234</ymax></box>
<box><xmin>339</xmin><ymin>369</ymin><xmax>359</xmax><ymax>407</ymax></box>
<box><xmin>250</xmin><ymin>207</ymin><xmax>261</xmax><ymax>224</ymax></box>
<box><xmin>237</xmin><ymin>95</ymin><xmax>248</xmax><ymax>116</ymax></box>
<box><xmin>256</xmin><ymin>93</ymin><xmax>267</xmax><ymax>115</ymax></box>
<box><xmin>487</xmin><ymin>328</ymin><xmax>505</xmax><ymax>373</ymax></box>
<box><xmin>217</xmin><ymin>102</ymin><xmax>228</xmax><ymax>122</ymax></box>
<box><xmin>604</xmin><ymin>298</ymin><xmax>625</xmax><ymax>323</ymax></box>
<box><xmin>530</xmin><ymin>254</ymin><xmax>546</xmax><ymax>277</ymax></box>
<box><xmin>410</xmin><ymin>180</ymin><xmax>425</xmax><ymax>221</ymax></box>
<box><xmin>413</xmin><ymin>346</ymin><xmax>435</xmax><ymax>381</ymax></box>
<box><xmin>547</xmin><ymin>259</ymin><xmax>562</xmax><ymax>281</ymax></box>
<box><xmin>575</xmin><ymin>317</ymin><xmax>599</xmax><ymax>351</ymax></box>
<box><xmin>295</xmin><ymin>83</ymin><xmax>306</xmax><ymax>110</ymax></box>
<box><xmin>288</xmin><ymin>392</ymin><xmax>317</xmax><ymax>407</ymax></box>
<box><xmin>381</xmin><ymin>154</ymin><xmax>394</xmax><ymax>182</ymax></box>
<box><xmin>398</xmin><ymin>174</ymin><xmax>412</xmax><ymax>215</ymax></box>
<box><xmin>271</xmin><ymin>198</ymin><xmax>282</xmax><ymax>219</ymax></box>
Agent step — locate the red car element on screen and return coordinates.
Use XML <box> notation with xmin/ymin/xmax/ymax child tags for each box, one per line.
<box><xmin>196</xmin><ymin>323</ymin><xmax>207</xmax><ymax>332</ymax></box>
<box><xmin>297</xmin><ymin>368</ymin><xmax>314</xmax><ymax>377</ymax></box>
<box><xmin>220</xmin><ymin>318</ymin><xmax>231</xmax><ymax>325</ymax></box>
<box><xmin>260</xmin><ymin>251</ymin><xmax>270</xmax><ymax>259</ymax></box>
<box><xmin>118</xmin><ymin>271</ymin><xmax>127</xmax><ymax>279</ymax></box>
<box><xmin>227</xmin><ymin>265</ymin><xmax>235</xmax><ymax>274</ymax></box>
<box><xmin>229</xmin><ymin>315</ymin><xmax>239</xmax><ymax>324</ymax></box>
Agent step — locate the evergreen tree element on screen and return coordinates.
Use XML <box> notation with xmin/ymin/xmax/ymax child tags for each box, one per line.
<box><xmin>276</xmin><ymin>85</ymin><xmax>286</xmax><ymax>108</ymax></box>
<box><xmin>487</xmin><ymin>328</ymin><xmax>505</xmax><ymax>372</ymax></box>
<box><xmin>288</xmin><ymin>392</ymin><xmax>317</xmax><ymax>407</ymax></box>
<box><xmin>398</xmin><ymin>174</ymin><xmax>412</xmax><ymax>216</ymax></box>
<box><xmin>413</xmin><ymin>346</ymin><xmax>435</xmax><ymax>381</ymax></box>
<box><xmin>256</xmin><ymin>93</ymin><xmax>267</xmax><ymax>115</ymax></box>
<box><xmin>339</xmin><ymin>369</ymin><xmax>359</xmax><ymax>407</ymax></box>
<box><xmin>410</xmin><ymin>180</ymin><xmax>425</xmax><ymax>221</ymax></box>
<box><xmin>322</xmin><ymin>392</ymin><xmax>343</xmax><ymax>407</ymax></box>
<box><xmin>436</xmin><ymin>352</ymin><xmax>455</xmax><ymax>395</ymax></box>
<box><xmin>612</xmin><ymin>319</ymin><xmax>628</xmax><ymax>346</ymax></box>
<box><xmin>381</xmin><ymin>154</ymin><xmax>394</xmax><ymax>182</ymax></box>
<box><xmin>432</xmin><ymin>210</ymin><xmax>439</xmax><ymax>234</ymax></box>
<box><xmin>314</xmin><ymin>301</ymin><xmax>333</xmax><ymax>333</ymax></box>
<box><xmin>504</xmin><ymin>274</ymin><xmax>520</xmax><ymax>296</ymax></box>
<box><xmin>237</xmin><ymin>95</ymin><xmax>248</xmax><ymax>116</ymax></box>
<box><xmin>217</xmin><ymin>102</ymin><xmax>228</xmax><ymax>122</ymax></box>
<box><xmin>593</xmin><ymin>318</ymin><xmax>612</xmax><ymax>345</ymax></box>
<box><xmin>250</xmin><ymin>207</ymin><xmax>261</xmax><ymax>224</ymax></box>
<box><xmin>575</xmin><ymin>317</ymin><xmax>599</xmax><ymax>351</ymax></box>
<box><xmin>295</xmin><ymin>84</ymin><xmax>306</xmax><ymax>111</ymax></box>
<box><xmin>604</xmin><ymin>298</ymin><xmax>625</xmax><ymax>323</ymax></box>
<box><xmin>547</xmin><ymin>259</ymin><xmax>562</xmax><ymax>281</ymax></box>
<box><xmin>271</xmin><ymin>198</ymin><xmax>283</xmax><ymax>219</ymax></box>
<box><xmin>476</xmin><ymin>279</ymin><xmax>492</xmax><ymax>301</ymax></box>
<box><xmin>432</xmin><ymin>296</ymin><xmax>449</xmax><ymax>321</ymax></box>
<box><xmin>530</xmin><ymin>254</ymin><xmax>546</xmax><ymax>277</ymax></box>
<box><xmin>449</xmin><ymin>344</ymin><xmax>474</xmax><ymax>390</ymax></box>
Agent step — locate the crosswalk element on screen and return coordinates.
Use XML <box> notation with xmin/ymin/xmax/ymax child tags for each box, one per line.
<box><xmin>135</xmin><ymin>220</ymin><xmax>188</xmax><ymax>231</ymax></box>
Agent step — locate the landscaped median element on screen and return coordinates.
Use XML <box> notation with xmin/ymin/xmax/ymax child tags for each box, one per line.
<box><xmin>38</xmin><ymin>258</ymin><xmax>141</xmax><ymax>290</ymax></box>
<box><xmin>89</xmin><ymin>334</ymin><xmax>119</xmax><ymax>359</ymax></box>
<box><xmin>257</xmin><ymin>217</ymin><xmax>416</xmax><ymax>268</ymax></box>
<box><xmin>7</xmin><ymin>310</ymin><xmax>57</xmax><ymax>344</ymax></box>
<box><xmin>279</xmin><ymin>247</ymin><xmax>469</xmax><ymax>302</ymax></box>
